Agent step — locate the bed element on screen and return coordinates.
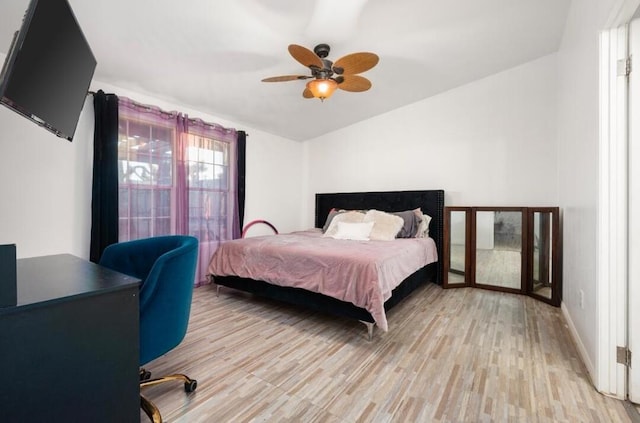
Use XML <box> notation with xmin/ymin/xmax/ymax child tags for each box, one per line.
<box><xmin>208</xmin><ymin>190</ymin><xmax>444</xmax><ymax>338</ymax></box>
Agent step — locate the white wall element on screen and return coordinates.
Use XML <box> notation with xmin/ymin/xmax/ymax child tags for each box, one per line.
<box><xmin>450</xmin><ymin>211</ymin><xmax>466</xmax><ymax>245</ymax></box>
<box><xmin>0</xmin><ymin>95</ymin><xmax>94</xmax><ymax>259</ymax></box>
<box><xmin>244</xmin><ymin>132</ymin><xmax>304</xmax><ymax>235</ymax></box>
<box><xmin>302</xmin><ymin>54</ymin><xmax>559</xmax><ymax>228</ymax></box>
<box><xmin>476</xmin><ymin>211</ymin><xmax>495</xmax><ymax>250</ymax></box>
<box><xmin>0</xmin><ymin>48</ymin><xmax>95</xmax><ymax>258</ymax></box>
<box><xmin>0</xmin><ymin>71</ymin><xmax>303</xmax><ymax>259</ymax></box>
<box><xmin>555</xmin><ymin>0</ymin><xmax>617</xmax><ymax>383</ymax></box>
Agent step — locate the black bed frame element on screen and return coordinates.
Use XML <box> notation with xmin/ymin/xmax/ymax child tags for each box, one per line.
<box><xmin>213</xmin><ymin>190</ymin><xmax>445</xmax><ymax>326</ymax></box>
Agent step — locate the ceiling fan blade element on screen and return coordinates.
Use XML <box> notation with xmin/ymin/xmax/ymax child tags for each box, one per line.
<box><xmin>338</xmin><ymin>75</ymin><xmax>372</xmax><ymax>92</ymax></box>
<box><xmin>333</xmin><ymin>52</ymin><xmax>379</xmax><ymax>75</ymax></box>
<box><xmin>303</xmin><ymin>88</ymin><xmax>314</xmax><ymax>98</ymax></box>
<box><xmin>262</xmin><ymin>75</ymin><xmax>311</xmax><ymax>82</ymax></box>
<box><xmin>288</xmin><ymin>44</ymin><xmax>323</xmax><ymax>69</ymax></box>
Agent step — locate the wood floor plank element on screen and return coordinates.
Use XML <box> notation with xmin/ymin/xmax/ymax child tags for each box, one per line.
<box><xmin>139</xmin><ymin>283</ymin><xmax>632</xmax><ymax>422</ymax></box>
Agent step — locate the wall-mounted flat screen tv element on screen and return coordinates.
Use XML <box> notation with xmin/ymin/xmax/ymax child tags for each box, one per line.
<box><xmin>0</xmin><ymin>0</ymin><xmax>96</xmax><ymax>141</ymax></box>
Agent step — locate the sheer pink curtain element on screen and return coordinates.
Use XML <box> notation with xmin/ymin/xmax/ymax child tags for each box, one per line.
<box><xmin>118</xmin><ymin>98</ymin><xmax>240</xmax><ymax>285</ymax></box>
<box><xmin>175</xmin><ymin>117</ymin><xmax>189</xmax><ymax>236</ymax></box>
<box><xmin>185</xmin><ymin>117</ymin><xmax>239</xmax><ymax>286</ymax></box>
<box><xmin>118</xmin><ymin>98</ymin><xmax>182</xmax><ymax>241</ymax></box>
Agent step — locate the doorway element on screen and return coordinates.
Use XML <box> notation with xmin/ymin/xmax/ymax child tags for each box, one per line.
<box><xmin>629</xmin><ymin>15</ymin><xmax>640</xmax><ymax>403</ymax></box>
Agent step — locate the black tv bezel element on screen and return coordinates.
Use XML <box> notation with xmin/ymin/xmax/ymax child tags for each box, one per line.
<box><xmin>0</xmin><ymin>0</ymin><xmax>96</xmax><ymax>141</ymax></box>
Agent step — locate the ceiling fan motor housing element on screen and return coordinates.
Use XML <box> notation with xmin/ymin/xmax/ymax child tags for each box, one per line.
<box><xmin>314</xmin><ymin>43</ymin><xmax>331</xmax><ymax>58</ymax></box>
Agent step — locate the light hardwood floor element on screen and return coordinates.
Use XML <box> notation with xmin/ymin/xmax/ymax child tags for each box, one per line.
<box><xmin>140</xmin><ymin>283</ymin><xmax>633</xmax><ymax>422</ymax></box>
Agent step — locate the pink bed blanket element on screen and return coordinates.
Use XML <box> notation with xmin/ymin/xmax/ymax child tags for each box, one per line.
<box><xmin>207</xmin><ymin>229</ymin><xmax>438</xmax><ymax>331</ymax></box>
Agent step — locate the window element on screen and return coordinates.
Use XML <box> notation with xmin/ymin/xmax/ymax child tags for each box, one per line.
<box><xmin>118</xmin><ymin>117</ymin><xmax>174</xmax><ymax>241</ymax></box>
<box><xmin>117</xmin><ymin>97</ymin><xmax>240</xmax><ymax>283</ymax></box>
<box><xmin>185</xmin><ymin>133</ymin><xmax>232</xmax><ymax>243</ymax></box>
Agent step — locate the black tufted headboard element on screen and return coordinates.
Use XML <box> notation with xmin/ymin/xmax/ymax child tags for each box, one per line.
<box><xmin>315</xmin><ymin>190</ymin><xmax>445</xmax><ymax>284</ymax></box>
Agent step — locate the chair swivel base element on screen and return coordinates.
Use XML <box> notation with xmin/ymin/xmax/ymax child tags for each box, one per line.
<box><xmin>140</xmin><ymin>373</ymin><xmax>198</xmax><ymax>423</ymax></box>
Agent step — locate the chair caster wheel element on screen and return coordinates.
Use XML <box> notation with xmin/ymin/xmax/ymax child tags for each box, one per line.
<box><xmin>140</xmin><ymin>369</ymin><xmax>152</xmax><ymax>381</ymax></box>
<box><xmin>185</xmin><ymin>379</ymin><xmax>197</xmax><ymax>393</ymax></box>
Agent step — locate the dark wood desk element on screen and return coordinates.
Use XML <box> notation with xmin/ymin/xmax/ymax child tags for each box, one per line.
<box><xmin>0</xmin><ymin>254</ymin><xmax>140</xmax><ymax>423</ymax></box>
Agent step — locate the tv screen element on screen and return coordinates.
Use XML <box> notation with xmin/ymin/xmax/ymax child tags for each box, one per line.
<box><xmin>0</xmin><ymin>0</ymin><xmax>96</xmax><ymax>141</ymax></box>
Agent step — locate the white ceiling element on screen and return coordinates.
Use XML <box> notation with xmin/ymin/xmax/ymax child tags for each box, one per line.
<box><xmin>0</xmin><ymin>0</ymin><xmax>571</xmax><ymax>141</ymax></box>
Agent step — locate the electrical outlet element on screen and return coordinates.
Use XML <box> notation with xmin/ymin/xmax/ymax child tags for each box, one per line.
<box><xmin>579</xmin><ymin>289</ymin><xmax>585</xmax><ymax>309</ymax></box>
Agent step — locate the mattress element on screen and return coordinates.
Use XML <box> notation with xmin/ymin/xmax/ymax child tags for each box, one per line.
<box><xmin>208</xmin><ymin>229</ymin><xmax>438</xmax><ymax>331</ymax></box>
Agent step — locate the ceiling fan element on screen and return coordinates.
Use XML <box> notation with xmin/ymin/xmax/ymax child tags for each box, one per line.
<box><xmin>262</xmin><ymin>44</ymin><xmax>379</xmax><ymax>101</ymax></box>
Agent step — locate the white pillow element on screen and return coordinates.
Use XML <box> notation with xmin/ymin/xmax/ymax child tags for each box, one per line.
<box><xmin>331</xmin><ymin>221</ymin><xmax>374</xmax><ymax>240</ymax></box>
<box><xmin>323</xmin><ymin>211</ymin><xmax>365</xmax><ymax>237</ymax></box>
<box><xmin>414</xmin><ymin>208</ymin><xmax>432</xmax><ymax>238</ymax></box>
<box><xmin>363</xmin><ymin>209</ymin><xmax>404</xmax><ymax>241</ymax></box>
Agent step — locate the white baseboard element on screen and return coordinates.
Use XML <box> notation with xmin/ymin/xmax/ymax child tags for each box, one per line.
<box><xmin>561</xmin><ymin>301</ymin><xmax>596</xmax><ymax>386</ymax></box>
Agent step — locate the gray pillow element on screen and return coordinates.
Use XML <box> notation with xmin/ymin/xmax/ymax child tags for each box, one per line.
<box><xmin>392</xmin><ymin>210</ymin><xmax>421</xmax><ymax>238</ymax></box>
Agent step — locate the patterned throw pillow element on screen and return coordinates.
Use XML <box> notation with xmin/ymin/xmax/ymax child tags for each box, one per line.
<box><xmin>363</xmin><ymin>209</ymin><xmax>405</xmax><ymax>241</ymax></box>
<box><xmin>413</xmin><ymin>208</ymin><xmax>432</xmax><ymax>238</ymax></box>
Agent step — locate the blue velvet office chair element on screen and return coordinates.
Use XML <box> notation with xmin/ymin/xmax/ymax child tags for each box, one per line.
<box><xmin>99</xmin><ymin>235</ymin><xmax>199</xmax><ymax>423</ymax></box>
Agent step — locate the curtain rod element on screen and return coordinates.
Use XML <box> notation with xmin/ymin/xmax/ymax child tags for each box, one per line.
<box><xmin>88</xmin><ymin>90</ymin><xmax>247</xmax><ymax>136</ymax></box>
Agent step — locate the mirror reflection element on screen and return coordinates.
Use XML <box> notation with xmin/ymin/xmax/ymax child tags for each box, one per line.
<box><xmin>448</xmin><ymin>211</ymin><xmax>466</xmax><ymax>283</ymax></box>
<box><xmin>475</xmin><ymin>210</ymin><xmax>522</xmax><ymax>290</ymax></box>
<box><xmin>532</xmin><ymin>211</ymin><xmax>553</xmax><ymax>299</ymax></box>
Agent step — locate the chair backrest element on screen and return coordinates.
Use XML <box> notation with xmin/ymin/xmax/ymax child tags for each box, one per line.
<box><xmin>99</xmin><ymin>235</ymin><xmax>199</xmax><ymax>366</ymax></box>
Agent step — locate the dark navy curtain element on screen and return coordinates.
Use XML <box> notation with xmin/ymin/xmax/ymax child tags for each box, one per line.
<box><xmin>237</xmin><ymin>130</ymin><xmax>247</xmax><ymax>230</ymax></box>
<box><xmin>89</xmin><ymin>90</ymin><xmax>119</xmax><ymax>263</ymax></box>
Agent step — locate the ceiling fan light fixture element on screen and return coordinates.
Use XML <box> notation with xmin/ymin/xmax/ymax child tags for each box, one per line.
<box><xmin>263</xmin><ymin>43</ymin><xmax>378</xmax><ymax>101</ymax></box>
<box><xmin>306</xmin><ymin>78</ymin><xmax>338</xmax><ymax>101</ymax></box>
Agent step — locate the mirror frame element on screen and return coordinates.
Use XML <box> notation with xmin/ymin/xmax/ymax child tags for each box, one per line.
<box><xmin>443</xmin><ymin>207</ymin><xmax>472</xmax><ymax>288</ymax></box>
<box><xmin>471</xmin><ymin>207</ymin><xmax>527</xmax><ymax>294</ymax></box>
<box><xmin>526</xmin><ymin>207</ymin><xmax>561</xmax><ymax>306</ymax></box>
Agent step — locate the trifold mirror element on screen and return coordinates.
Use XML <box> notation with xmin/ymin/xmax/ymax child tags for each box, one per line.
<box><xmin>443</xmin><ymin>206</ymin><xmax>561</xmax><ymax>306</ymax></box>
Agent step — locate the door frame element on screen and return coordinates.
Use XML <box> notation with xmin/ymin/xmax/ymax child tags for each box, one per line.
<box><xmin>598</xmin><ymin>0</ymin><xmax>640</xmax><ymax>399</ymax></box>
<box><xmin>627</xmin><ymin>14</ymin><xmax>640</xmax><ymax>403</ymax></box>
